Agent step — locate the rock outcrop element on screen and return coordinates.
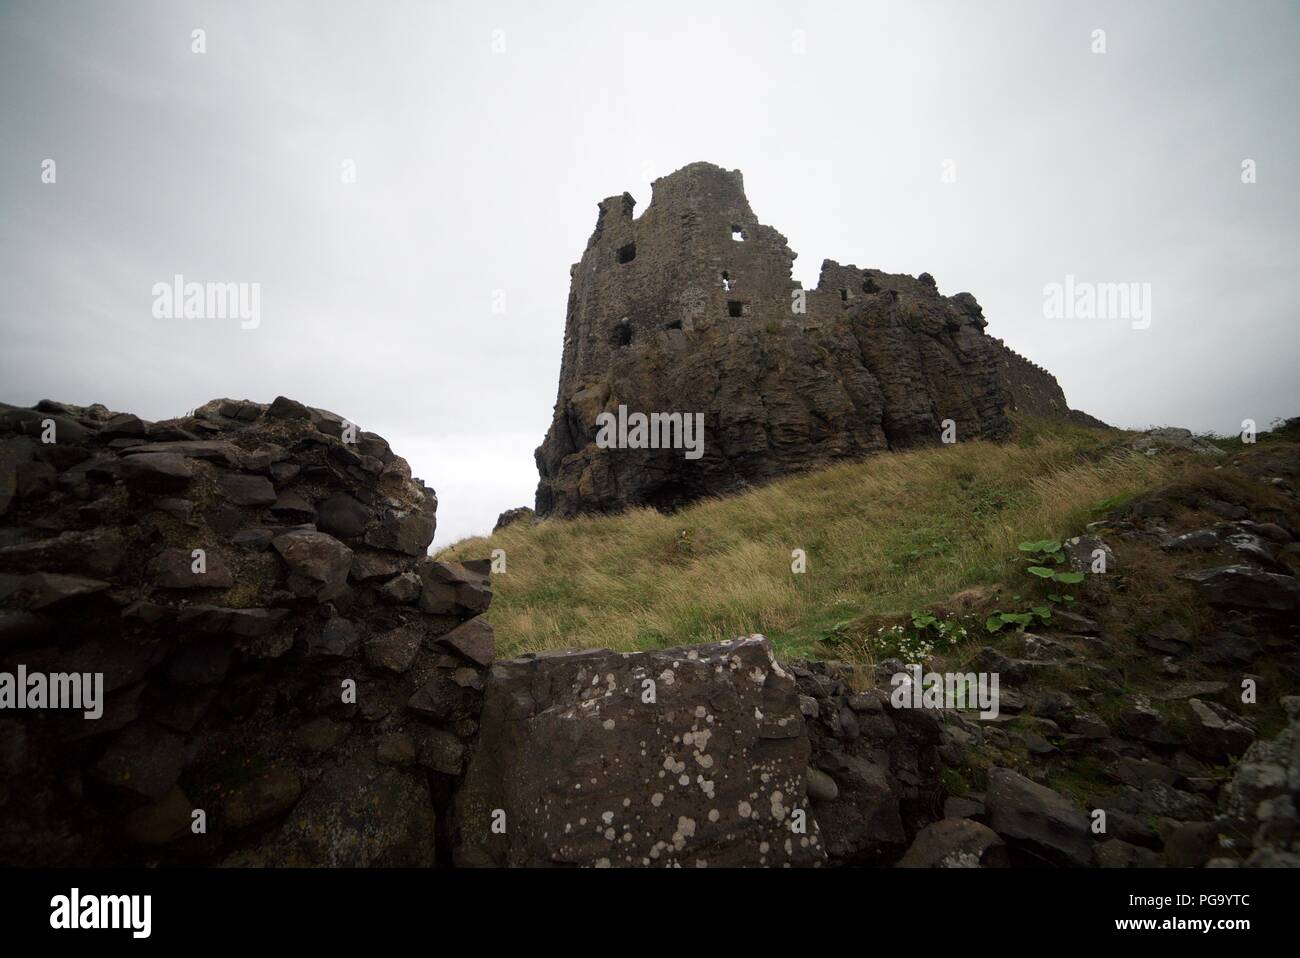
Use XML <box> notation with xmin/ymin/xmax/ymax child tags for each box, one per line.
<box><xmin>535</xmin><ymin>161</ymin><xmax>1096</xmax><ymax>518</ymax></box>
<box><xmin>0</xmin><ymin>397</ymin><xmax>492</xmax><ymax>866</ymax></box>
<box><xmin>492</xmin><ymin>506</ymin><xmax>535</xmax><ymax>533</ymax></box>
<box><xmin>1216</xmin><ymin>696</ymin><xmax>1300</xmax><ymax>867</ymax></box>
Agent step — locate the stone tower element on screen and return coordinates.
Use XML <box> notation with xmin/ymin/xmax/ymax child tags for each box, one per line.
<box><xmin>534</xmin><ymin>161</ymin><xmax>1079</xmax><ymax>517</ymax></box>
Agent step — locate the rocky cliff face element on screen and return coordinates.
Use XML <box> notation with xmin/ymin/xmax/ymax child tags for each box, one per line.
<box><xmin>535</xmin><ymin>161</ymin><xmax>1093</xmax><ymax>518</ymax></box>
<box><xmin>0</xmin><ymin>397</ymin><xmax>493</xmax><ymax>865</ymax></box>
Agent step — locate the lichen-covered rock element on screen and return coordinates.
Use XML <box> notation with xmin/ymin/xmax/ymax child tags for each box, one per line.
<box><xmin>451</xmin><ymin>636</ymin><xmax>826</xmax><ymax>867</ymax></box>
<box><xmin>897</xmin><ymin>818</ymin><xmax>1008</xmax><ymax>868</ymax></box>
<box><xmin>1217</xmin><ymin>697</ymin><xmax>1300</xmax><ymax>867</ymax></box>
<box><xmin>1131</xmin><ymin>427</ymin><xmax>1227</xmax><ymax>457</ymax></box>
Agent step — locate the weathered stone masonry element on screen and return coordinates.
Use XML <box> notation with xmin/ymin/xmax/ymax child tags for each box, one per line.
<box><xmin>0</xmin><ymin>396</ymin><xmax>491</xmax><ymax>866</ymax></box>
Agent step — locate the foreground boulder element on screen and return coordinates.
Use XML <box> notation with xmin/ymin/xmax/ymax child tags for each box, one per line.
<box><xmin>452</xmin><ymin>636</ymin><xmax>827</xmax><ymax>867</ymax></box>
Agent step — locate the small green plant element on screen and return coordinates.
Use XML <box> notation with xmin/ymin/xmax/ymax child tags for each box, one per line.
<box><xmin>817</xmin><ymin>618</ymin><xmax>858</xmax><ymax>645</ymax></box>
<box><xmin>984</xmin><ymin>605</ymin><xmax>1052</xmax><ymax>633</ymax></box>
<box><xmin>871</xmin><ymin>610</ymin><xmax>972</xmax><ymax>660</ymax></box>
<box><xmin>1018</xmin><ymin>539</ymin><xmax>1086</xmax><ymax>585</ymax></box>
<box><xmin>984</xmin><ymin>537</ymin><xmax>1088</xmax><ymax>633</ymax></box>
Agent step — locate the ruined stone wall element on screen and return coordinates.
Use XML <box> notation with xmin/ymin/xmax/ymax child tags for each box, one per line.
<box><xmin>989</xmin><ymin>338</ymin><xmax>1110</xmax><ymax>428</ymax></box>
<box><xmin>989</xmin><ymin>338</ymin><xmax>1071</xmax><ymax>418</ymax></box>
<box><xmin>534</xmin><ymin>162</ymin><xmax>1026</xmax><ymax>518</ymax></box>
<box><xmin>0</xmin><ymin>397</ymin><xmax>493</xmax><ymax>866</ymax></box>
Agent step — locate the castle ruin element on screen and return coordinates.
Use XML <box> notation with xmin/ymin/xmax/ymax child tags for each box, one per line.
<box><xmin>535</xmin><ymin>161</ymin><xmax>1097</xmax><ymax>518</ymax></box>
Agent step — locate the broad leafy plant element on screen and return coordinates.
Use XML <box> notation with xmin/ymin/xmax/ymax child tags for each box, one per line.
<box><xmin>984</xmin><ymin>538</ymin><xmax>1087</xmax><ymax>633</ymax></box>
<box><xmin>1018</xmin><ymin>539</ymin><xmax>1086</xmax><ymax>586</ymax></box>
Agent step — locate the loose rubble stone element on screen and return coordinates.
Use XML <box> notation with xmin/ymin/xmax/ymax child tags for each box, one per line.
<box><xmin>304</xmin><ymin>617</ymin><xmax>361</xmax><ymax>658</ymax></box>
<box><xmin>120</xmin><ymin>453</ymin><xmax>195</xmax><ymax>490</ymax></box>
<box><xmin>11</xmin><ymin>572</ymin><xmax>109</xmax><ymax>610</ymax></box>
<box><xmin>364</xmin><ymin>623</ymin><xmax>423</xmax><ymax>673</ymax></box>
<box><xmin>217</xmin><ymin>473</ymin><xmax>277</xmax><ymax>507</ymax></box>
<box><xmin>435</xmin><ymin>615</ymin><xmax>495</xmax><ymax>667</ymax></box>
<box><xmin>418</xmin><ymin>560</ymin><xmax>491</xmax><ymax>615</ymax></box>
<box><xmin>224</xmin><ymin>770</ymin><xmax>303</xmax><ymax>830</ymax></box>
<box><xmin>317</xmin><ymin>494</ymin><xmax>369</xmax><ymax>539</ymax></box>
<box><xmin>90</xmin><ymin>722</ymin><xmax>189</xmax><ymax>801</ymax></box>
<box><xmin>1185</xmin><ymin>698</ymin><xmax>1255</xmax><ymax>763</ymax></box>
<box><xmin>226</xmin><ymin>757</ymin><xmax>435</xmax><ymax>867</ymax></box>
<box><xmin>125</xmin><ymin>788</ymin><xmax>195</xmax><ymax>845</ymax></box>
<box><xmin>273</xmin><ymin>530</ymin><xmax>353</xmax><ymax>600</ymax></box>
<box><xmin>365</xmin><ymin>507</ymin><xmax>436</xmax><ymax>557</ymax></box>
<box><xmin>1179</xmin><ymin>565</ymin><xmax>1300</xmax><ymax>612</ymax></box>
<box><xmin>149</xmin><ymin>547</ymin><xmax>235</xmax><ymax>589</ymax></box>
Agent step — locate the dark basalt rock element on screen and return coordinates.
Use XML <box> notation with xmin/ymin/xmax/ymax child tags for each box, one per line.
<box><xmin>1179</xmin><ymin>565</ymin><xmax>1300</xmax><ymax>612</ymax></box>
<box><xmin>984</xmin><ymin>767</ymin><xmax>1092</xmax><ymax>867</ymax></box>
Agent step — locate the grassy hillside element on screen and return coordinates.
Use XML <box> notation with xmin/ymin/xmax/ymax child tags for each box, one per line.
<box><xmin>437</xmin><ymin>416</ymin><xmax>1199</xmax><ymax>660</ymax></box>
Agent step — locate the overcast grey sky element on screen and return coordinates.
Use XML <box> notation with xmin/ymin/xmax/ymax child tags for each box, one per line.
<box><xmin>2</xmin><ymin>0</ymin><xmax>1297</xmax><ymax>544</ymax></box>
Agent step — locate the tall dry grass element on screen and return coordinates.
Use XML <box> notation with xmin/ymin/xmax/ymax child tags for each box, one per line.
<box><xmin>438</xmin><ymin>419</ymin><xmax>1181</xmax><ymax>658</ymax></box>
